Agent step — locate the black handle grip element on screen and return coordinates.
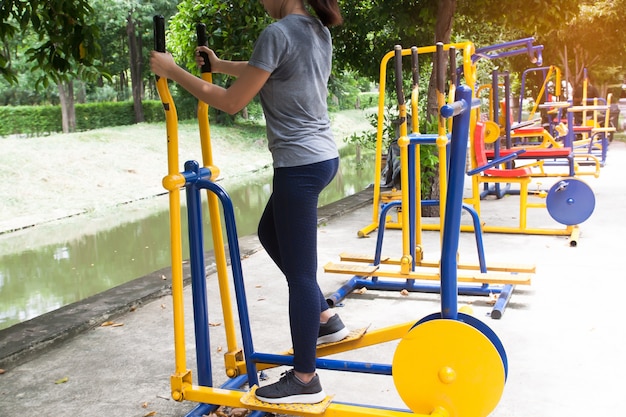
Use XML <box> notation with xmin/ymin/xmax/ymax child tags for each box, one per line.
<box><xmin>394</xmin><ymin>45</ymin><xmax>404</xmax><ymax>106</ymax></box>
<box><xmin>410</xmin><ymin>46</ymin><xmax>419</xmax><ymax>88</ymax></box>
<box><xmin>196</xmin><ymin>23</ymin><xmax>211</xmax><ymax>73</ymax></box>
<box><xmin>436</xmin><ymin>42</ymin><xmax>445</xmax><ymax>96</ymax></box>
<box><xmin>448</xmin><ymin>46</ymin><xmax>457</xmax><ymax>86</ymax></box>
<box><xmin>153</xmin><ymin>15</ymin><xmax>165</xmax><ymax>53</ymax></box>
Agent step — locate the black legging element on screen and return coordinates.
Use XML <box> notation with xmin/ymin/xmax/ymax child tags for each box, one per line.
<box><xmin>257</xmin><ymin>157</ymin><xmax>339</xmax><ymax>373</ymax></box>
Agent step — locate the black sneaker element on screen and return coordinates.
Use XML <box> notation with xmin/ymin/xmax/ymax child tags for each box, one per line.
<box><xmin>317</xmin><ymin>314</ymin><xmax>349</xmax><ymax>345</ymax></box>
<box><xmin>255</xmin><ymin>369</ymin><xmax>326</xmax><ymax>404</ymax></box>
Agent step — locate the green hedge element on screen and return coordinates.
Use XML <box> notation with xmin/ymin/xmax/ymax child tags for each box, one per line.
<box><xmin>0</xmin><ymin>100</ymin><xmax>197</xmax><ymax>137</ymax></box>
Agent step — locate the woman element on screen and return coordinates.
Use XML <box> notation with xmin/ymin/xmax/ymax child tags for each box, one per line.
<box><xmin>150</xmin><ymin>0</ymin><xmax>348</xmax><ymax>404</ymax></box>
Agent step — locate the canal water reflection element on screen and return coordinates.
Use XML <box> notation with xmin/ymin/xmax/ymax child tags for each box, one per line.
<box><xmin>0</xmin><ymin>150</ymin><xmax>376</xmax><ymax>330</ymax></box>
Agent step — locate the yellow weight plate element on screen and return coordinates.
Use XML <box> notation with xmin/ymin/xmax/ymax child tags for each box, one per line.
<box><xmin>483</xmin><ymin>120</ymin><xmax>501</xmax><ymax>143</ymax></box>
<box><xmin>392</xmin><ymin>319</ymin><xmax>505</xmax><ymax>417</ymax></box>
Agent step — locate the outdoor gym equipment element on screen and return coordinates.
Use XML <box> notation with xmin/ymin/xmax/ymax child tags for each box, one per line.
<box><xmin>154</xmin><ymin>17</ymin><xmax>508</xmax><ymax>417</ymax></box>
<box><xmin>479</xmin><ymin>67</ymin><xmax>603</xmax><ymax>180</ymax></box>
<box><xmin>325</xmin><ymin>44</ymin><xmax>533</xmax><ymax>319</ymax></box>
<box><xmin>465</xmin><ymin>118</ymin><xmax>595</xmax><ymax>246</ymax></box>
<box><xmin>516</xmin><ymin>66</ymin><xmax>614</xmax><ymax>167</ymax></box>
<box><xmin>359</xmin><ymin>37</ymin><xmax>545</xmax><ymax>239</ymax></box>
<box><xmin>449</xmin><ymin>65</ymin><xmax>597</xmax><ymax>244</ymax></box>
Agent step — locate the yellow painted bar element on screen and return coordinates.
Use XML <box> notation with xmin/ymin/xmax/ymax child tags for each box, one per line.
<box><xmin>183</xmin><ymin>385</ymin><xmax>427</xmax><ymax>417</ymax></box>
<box><xmin>410</xmin><ymin>99</ymin><xmax>423</xmax><ymax>258</ymax></box>
<box><xmin>197</xmin><ymin>73</ymin><xmax>242</xmax><ymax>375</ymax></box>
<box><xmin>324</xmin><ymin>262</ymin><xmax>531</xmax><ymax>285</ymax></box>
<box><xmin>422</xmin><ymin>222</ymin><xmax>573</xmax><ymax>236</ymax></box>
<box><xmin>399</xmin><ymin>133</ymin><xmax>412</xmax><ymax>274</ymax></box>
<box><xmin>156</xmin><ymin>76</ymin><xmax>188</xmax><ymax>376</ymax></box>
<box><xmin>435</xmin><ymin>44</ymin><xmax>448</xmax><ymax>240</ymax></box>
<box><xmin>528</xmin><ymin>65</ymin><xmax>560</xmax><ymax>118</ymax></box>
<box><xmin>337</xmin><ymin>252</ymin><xmax>536</xmax><ymax>273</ymax></box>
<box><xmin>232</xmin><ymin>322</ymin><xmax>415</xmax><ymax>375</ymax></box>
<box><xmin>568</xmin><ymin>225</ymin><xmax>581</xmax><ymax>246</ymax></box>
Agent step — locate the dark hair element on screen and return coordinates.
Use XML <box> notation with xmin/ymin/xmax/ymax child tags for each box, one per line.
<box><xmin>308</xmin><ymin>0</ymin><xmax>343</xmax><ymax>27</ymax></box>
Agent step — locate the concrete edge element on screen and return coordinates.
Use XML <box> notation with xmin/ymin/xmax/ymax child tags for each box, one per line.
<box><xmin>0</xmin><ymin>188</ymin><xmax>374</xmax><ymax>370</ymax></box>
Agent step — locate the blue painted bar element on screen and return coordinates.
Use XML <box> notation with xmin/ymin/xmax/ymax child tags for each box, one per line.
<box><xmin>250</xmin><ymin>352</ymin><xmax>393</xmax><ymax>376</ymax></box>
<box><xmin>439</xmin><ymin>85</ymin><xmax>474</xmax><ymax>319</ymax></box>
<box><xmin>184</xmin><ymin>160</ymin><xmax>213</xmax><ymax>388</ymax></box>
<box><xmin>491</xmin><ymin>284</ymin><xmax>515</xmax><ymax>320</ymax></box>
<box><xmin>195</xmin><ymin>176</ymin><xmax>261</xmax><ymax>388</ymax></box>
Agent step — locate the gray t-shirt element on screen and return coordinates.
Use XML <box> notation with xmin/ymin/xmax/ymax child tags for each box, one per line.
<box><xmin>248</xmin><ymin>14</ymin><xmax>339</xmax><ymax>168</ymax></box>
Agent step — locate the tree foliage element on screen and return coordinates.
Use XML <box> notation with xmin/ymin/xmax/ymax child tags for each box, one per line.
<box><xmin>167</xmin><ymin>0</ymin><xmax>270</xmax><ymax>74</ymax></box>
<box><xmin>552</xmin><ymin>0</ymin><xmax>626</xmax><ymax>90</ymax></box>
<box><xmin>332</xmin><ymin>0</ymin><xmax>438</xmax><ymax>81</ymax></box>
<box><xmin>0</xmin><ymin>0</ymin><xmax>102</xmax><ymax>86</ymax></box>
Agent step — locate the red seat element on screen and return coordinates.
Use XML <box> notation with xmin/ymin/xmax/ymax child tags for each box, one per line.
<box><xmin>485</xmin><ymin>147</ymin><xmax>572</xmax><ymax>160</ymax></box>
<box><xmin>474</xmin><ymin>122</ymin><xmax>532</xmax><ymax>177</ymax></box>
<box><xmin>512</xmin><ymin>126</ymin><xmax>545</xmax><ymax>135</ymax></box>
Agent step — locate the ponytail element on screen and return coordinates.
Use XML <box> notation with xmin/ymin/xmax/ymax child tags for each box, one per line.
<box><xmin>307</xmin><ymin>0</ymin><xmax>343</xmax><ymax>27</ymax></box>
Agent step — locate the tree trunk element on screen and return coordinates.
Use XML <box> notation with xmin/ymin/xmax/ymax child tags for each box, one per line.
<box><xmin>422</xmin><ymin>0</ymin><xmax>457</xmax><ymax>217</ymax></box>
<box><xmin>58</xmin><ymin>81</ymin><xmax>76</xmax><ymax>134</ymax></box>
<box><xmin>127</xmin><ymin>12</ymin><xmax>145</xmax><ymax>123</ymax></box>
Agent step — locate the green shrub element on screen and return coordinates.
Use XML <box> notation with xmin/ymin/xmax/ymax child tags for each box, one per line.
<box><xmin>0</xmin><ymin>100</ymin><xmax>201</xmax><ymax>137</ymax></box>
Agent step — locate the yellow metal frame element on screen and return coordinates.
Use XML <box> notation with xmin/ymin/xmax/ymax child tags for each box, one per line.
<box><xmin>335</xmin><ymin>43</ymin><xmax>533</xmax><ymax>286</ymax></box>
<box><xmin>526</xmin><ymin>65</ymin><xmax>562</xmax><ymax>120</ymax></box>
<box><xmin>476</xmin><ymin>82</ymin><xmax>600</xmax><ymax>179</ymax></box>
<box><xmin>359</xmin><ymin>42</ymin><xmax>477</xmax><ymax>240</ymax></box>
<box><xmin>156</xmin><ymin>69</ymin><xmax>247</xmax><ymax>398</ymax></box>
<box><xmin>569</xmin><ymin>94</ymin><xmax>615</xmax><ymax>156</ymax></box>
<box><xmin>451</xmin><ymin>119</ymin><xmax>578</xmax><ymax>241</ymax></box>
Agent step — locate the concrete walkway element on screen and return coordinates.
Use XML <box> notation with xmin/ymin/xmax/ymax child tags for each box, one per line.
<box><xmin>1</xmin><ymin>142</ymin><xmax>625</xmax><ymax>416</ymax></box>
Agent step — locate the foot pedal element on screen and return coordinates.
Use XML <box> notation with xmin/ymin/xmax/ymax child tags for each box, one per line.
<box><xmin>317</xmin><ymin>325</ymin><xmax>369</xmax><ymax>347</ymax></box>
<box><xmin>240</xmin><ymin>386</ymin><xmax>333</xmax><ymax>414</ymax></box>
<box><xmin>287</xmin><ymin>326</ymin><xmax>370</xmax><ymax>354</ymax></box>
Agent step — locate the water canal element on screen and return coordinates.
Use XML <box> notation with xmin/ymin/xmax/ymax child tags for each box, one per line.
<box><xmin>0</xmin><ymin>149</ymin><xmax>376</xmax><ymax>330</ymax></box>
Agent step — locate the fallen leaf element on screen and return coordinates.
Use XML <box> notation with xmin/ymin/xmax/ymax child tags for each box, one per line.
<box><xmin>101</xmin><ymin>321</ymin><xmax>124</xmax><ymax>327</ymax></box>
<box><xmin>209</xmin><ymin>322</ymin><xmax>222</xmax><ymax>327</ymax></box>
<box><xmin>230</xmin><ymin>407</ymin><xmax>249</xmax><ymax>417</ymax></box>
<box><xmin>0</xmin><ymin>369</ymin><xmax>5</xmax><ymax>374</ymax></box>
<box><xmin>354</xmin><ymin>287</ymin><xmax>367</xmax><ymax>294</ymax></box>
<box><xmin>400</xmin><ymin>289</ymin><xmax>409</xmax><ymax>296</ymax></box>
<box><xmin>216</xmin><ymin>346</ymin><xmax>223</xmax><ymax>352</ymax></box>
<box><xmin>142</xmin><ymin>402</ymin><xmax>149</xmax><ymax>408</ymax></box>
<box><xmin>143</xmin><ymin>411</ymin><xmax>157</xmax><ymax>417</ymax></box>
<box><xmin>55</xmin><ymin>377</ymin><xmax>69</xmax><ymax>384</ymax></box>
<box><xmin>160</xmin><ymin>304</ymin><xmax>167</xmax><ymax>309</ymax></box>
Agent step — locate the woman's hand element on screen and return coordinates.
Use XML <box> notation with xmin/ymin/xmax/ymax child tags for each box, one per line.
<box><xmin>195</xmin><ymin>46</ymin><xmax>219</xmax><ymax>71</ymax></box>
<box><xmin>149</xmin><ymin>51</ymin><xmax>178</xmax><ymax>79</ymax></box>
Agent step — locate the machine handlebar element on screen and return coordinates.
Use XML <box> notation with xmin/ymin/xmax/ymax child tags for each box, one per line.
<box><xmin>196</xmin><ymin>23</ymin><xmax>212</xmax><ymax>73</ymax></box>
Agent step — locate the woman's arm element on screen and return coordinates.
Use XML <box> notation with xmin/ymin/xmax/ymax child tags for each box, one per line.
<box><xmin>150</xmin><ymin>51</ymin><xmax>270</xmax><ymax>115</ymax></box>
